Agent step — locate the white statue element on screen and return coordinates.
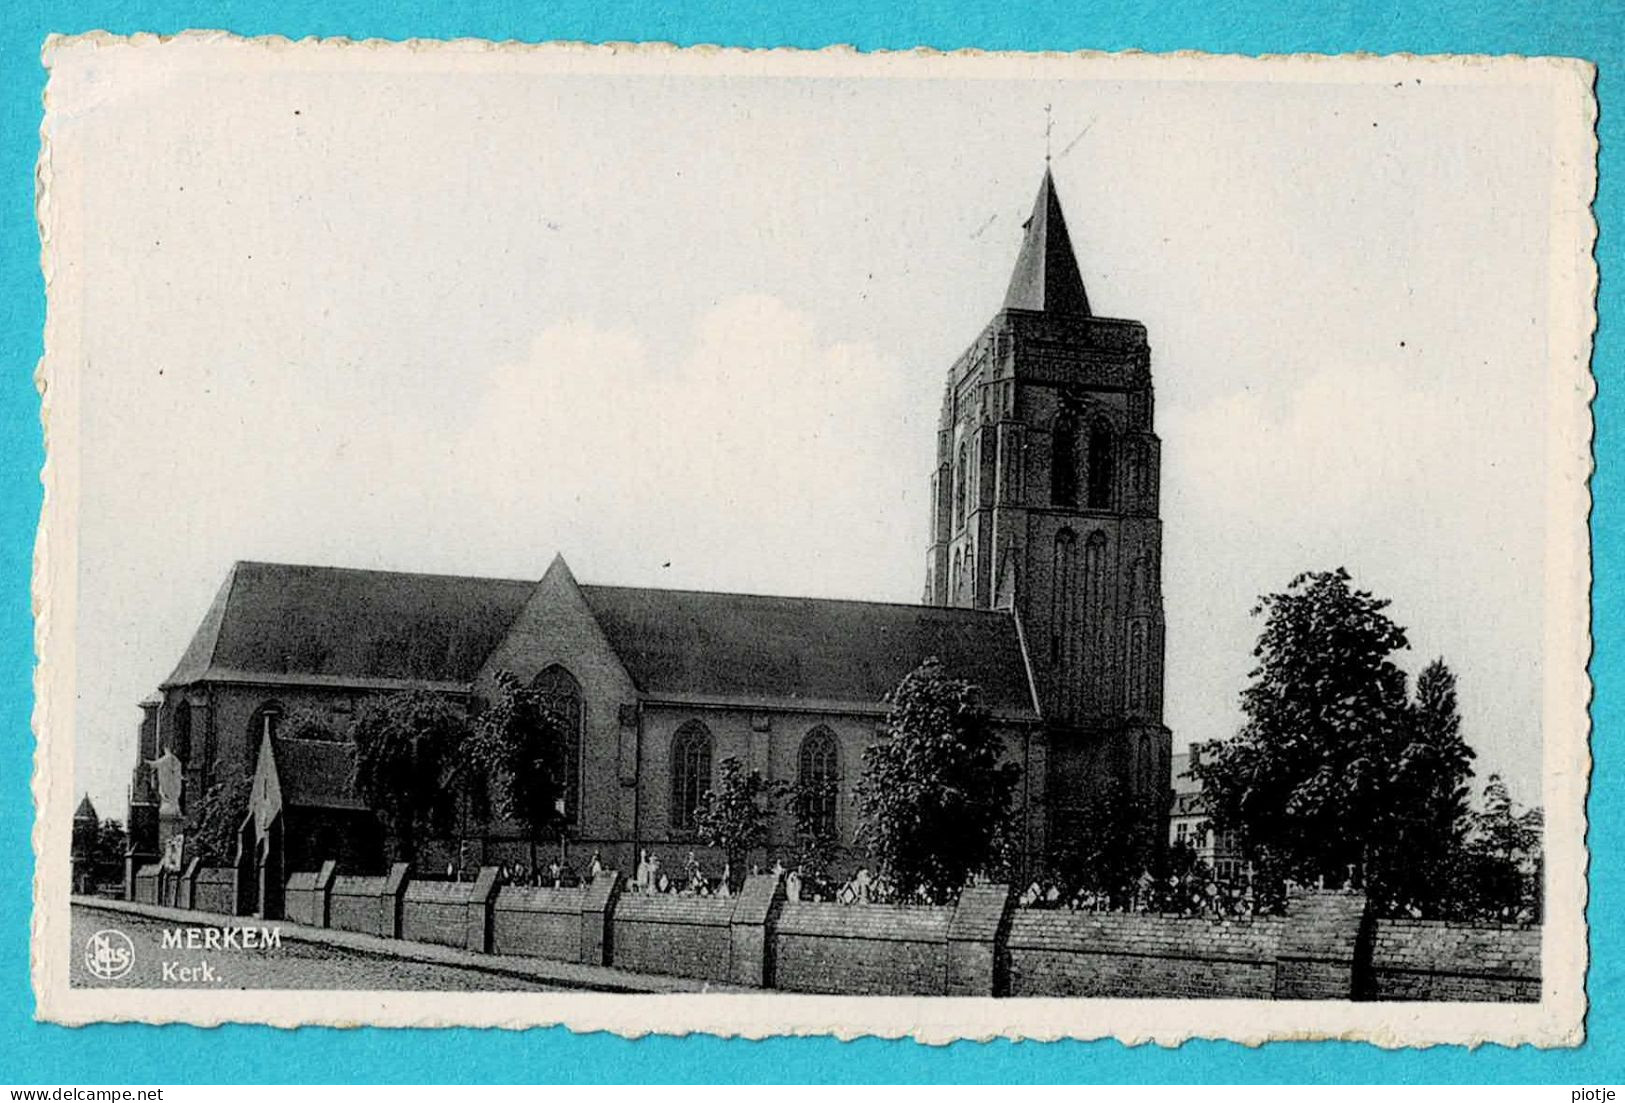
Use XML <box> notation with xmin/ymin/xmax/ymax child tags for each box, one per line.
<box><xmin>147</xmin><ymin>750</ymin><xmax>184</xmax><ymax>818</ymax></box>
<box><xmin>852</xmin><ymin>867</ymin><xmax>874</xmax><ymax>903</ymax></box>
<box><xmin>785</xmin><ymin>870</ymin><xmax>802</xmax><ymax>902</ymax></box>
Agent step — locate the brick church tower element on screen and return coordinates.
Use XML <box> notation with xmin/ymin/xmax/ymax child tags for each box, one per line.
<box><xmin>925</xmin><ymin>167</ymin><xmax>1171</xmax><ymax>849</ymax></box>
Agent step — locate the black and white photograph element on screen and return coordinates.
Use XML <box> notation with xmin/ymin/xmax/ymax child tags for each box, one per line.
<box><xmin>32</xmin><ymin>37</ymin><xmax>1594</xmax><ymax>1045</ymax></box>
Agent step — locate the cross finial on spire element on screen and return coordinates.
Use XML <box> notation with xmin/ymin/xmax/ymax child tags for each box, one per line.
<box><xmin>1044</xmin><ymin>103</ymin><xmax>1053</xmax><ymax>164</ymax></box>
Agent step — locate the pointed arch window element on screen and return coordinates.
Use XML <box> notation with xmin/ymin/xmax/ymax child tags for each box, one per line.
<box><xmin>1052</xmin><ymin>413</ymin><xmax>1079</xmax><ymax>507</ymax></box>
<box><xmin>797</xmin><ymin>727</ymin><xmax>841</xmax><ymax>839</ymax></box>
<box><xmin>1087</xmin><ymin>421</ymin><xmax>1116</xmax><ymax>510</ymax></box>
<box><xmin>1128</xmin><ymin>620</ymin><xmax>1149</xmax><ymax>711</ymax></box>
<box><xmin>953</xmin><ymin>441</ymin><xmax>969</xmax><ymax>530</ymax></box>
<box><xmin>532</xmin><ymin>665</ymin><xmax>584</xmax><ymax>823</ymax></box>
<box><xmin>248</xmin><ymin>701</ymin><xmax>284</xmax><ymax>748</ymax></box>
<box><xmin>170</xmin><ymin>700</ymin><xmax>192</xmax><ymax>761</ymax></box>
<box><xmin>1084</xmin><ymin>530</ymin><xmax>1109</xmax><ymax>690</ymax></box>
<box><xmin>670</xmin><ymin>721</ymin><xmax>713</xmax><ymax>831</ymax></box>
<box><xmin>1051</xmin><ymin>529</ymin><xmax>1079</xmax><ymax>714</ymax></box>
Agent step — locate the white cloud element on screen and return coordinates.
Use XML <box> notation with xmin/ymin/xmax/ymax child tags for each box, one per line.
<box><xmin>450</xmin><ymin>295</ymin><xmax>930</xmax><ymax>598</ymax></box>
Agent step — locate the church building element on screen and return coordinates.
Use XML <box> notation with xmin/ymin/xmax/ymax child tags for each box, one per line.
<box><xmin>124</xmin><ymin>167</ymin><xmax>1171</xmax><ymax>886</ymax></box>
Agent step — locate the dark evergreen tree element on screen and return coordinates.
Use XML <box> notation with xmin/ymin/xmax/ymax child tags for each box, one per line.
<box><xmin>1462</xmin><ymin>774</ymin><xmax>1544</xmax><ymax>921</ymax></box>
<box><xmin>1374</xmin><ymin>659</ymin><xmax>1477</xmax><ymax>914</ymax></box>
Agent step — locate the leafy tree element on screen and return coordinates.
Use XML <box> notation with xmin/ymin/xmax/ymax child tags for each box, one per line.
<box><xmin>464</xmin><ymin>672</ymin><xmax>567</xmax><ymax>872</ymax></box>
<box><xmin>184</xmin><ymin>774</ymin><xmax>253</xmax><ymax>866</ymax></box>
<box><xmin>694</xmin><ymin>756</ymin><xmax>777</xmax><ymax>892</ymax></box>
<box><xmin>1375</xmin><ymin>659</ymin><xmax>1477</xmax><ymax>915</ymax></box>
<box><xmin>350</xmin><ymin>690</ymin><xmax>468</xmax><ymax>865</ymax></box>
<box><xmin>1194</xmin><ymin>568</ymin><xmax>1416</xmax><ymax>895</ymax></box>
<box><xmin>855</xmin><ymin>659</ymin><xmax>1020</xmax><ymax>903</ymax></box>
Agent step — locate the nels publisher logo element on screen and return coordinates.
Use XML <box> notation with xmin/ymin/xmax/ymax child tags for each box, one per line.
<box><xmin>84</xmin><ymin>928</ymin><xmax>135</xmax><ymax>980</ymax></box>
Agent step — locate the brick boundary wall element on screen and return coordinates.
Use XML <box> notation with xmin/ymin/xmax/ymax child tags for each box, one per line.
<box><xmin>1007</xmin><ymin>910</ymin><xmax>1286</xmax><ymax>999</ymax></box>
<box><xmin>774</xmin><ymin>901</ymin><xmax>953</xmax><ymax>995</ymax></box>
<box><xmin>329</xmin><ymin>873</ymin><xmax>389</xmax><ymax>936</ymax></box>
<box><xmin>612</xmin><ymin>892</ymin><xmax>737</xmax><ymax>982</ymax></box>
<box><xmin>132</xmin><ymin>863</ymin><xmax>160</xmax><ymax>906</ymax></box>
<box><xmin>1367</xmin><ymin>918</ymin><xmax>1541</xmax><ymax>1001</ymax></box>
<box><xmin>1274</xmin><ymin>890</ymin><xmax>1369</xmax><ymax>999</ymax></box>
<box><xmin>191</xmin><ymin>867</ymin><xmax>237</xmax><ymax>915</ymax></box>
<box><xmin>492</xmin><ymin>885</ymin><xmax>587</xmax><ymax>961</ymax></box>
<box><xmin>185</xmin><ymin>864</ymin><xmax>1542</xmax><ymax>1001</ymax></box>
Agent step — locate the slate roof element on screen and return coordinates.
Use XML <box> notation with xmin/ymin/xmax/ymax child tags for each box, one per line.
<box><xmin>163</xmin><ymin>562</ymin><xmax>535</xmax><ymax>688</ymax></box>
<box><xmin>163</xmin><ymin>560</ymin><xmax>1040</xmax><ymax>719</ymax></box>
<box><xmin>580</xmin><ymin>585</ymin><xmax>1038</xmax><ymax>718</ymax></box>
<box><xmin>270</xmin><ymin>736</ymin><xmax>366</xmax><ymax>812</ymax></box>
<box><xmin>1002</xmin><ymin>168</ymin><xmax>1092</xmax><ymax>316</ymax></box>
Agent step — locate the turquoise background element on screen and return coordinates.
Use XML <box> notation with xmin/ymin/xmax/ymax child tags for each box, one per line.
<box><xmin>2</xmin><ymin>0</ymin><xmax>1618</xmax><ymax>1083</ymax></box>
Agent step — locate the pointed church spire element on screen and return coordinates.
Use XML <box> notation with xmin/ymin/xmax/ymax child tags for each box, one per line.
<box><xmin>1002</xmin><ymin>168</ymin><xmax>1092</xmax><ymax>316</ymax></box>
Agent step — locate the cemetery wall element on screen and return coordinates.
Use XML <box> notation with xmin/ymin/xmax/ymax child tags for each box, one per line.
<box><xmin>1366</xmin><ymin>918</ymin><xmax>1540</xmax><ymax>1002</ymax></box>
<box><xmin>283</xmin><ymin>871</ymin><xmax>324</xmax><ymax>927</ymax></box>
<box><xmin>329</xmin><ymin>875</ymin><xmax>390</xmax><ymax>937</ymax></box>
<box><xmin>773</xmin><ymin>901</ymin><xmax>951</xmax><ymax>995</ymax></box>
<box><xmin>130</xmin><ymin>863</ymin><xmax>1542</xmax><ymax>1001</ymax></box>
<box><xmin>191</xmin><ymin>867</ymin><xmax>237</xmax><ymax>915</ymax></box>
<box><xmin>400</xmin><ymin>879</ymin><xmax>475</xmax><ymax>948</ymax></box>
<box><xmin>491</xmin><ymin>885</ymin><xmax>586</xmax><ymax>961</ymax></box>
<box><xmin>1006</xmin><ymin>910</ymin><xmax>1285</xmax><ymax>998</ymax></box>
<box><xmin>611</xmin><ymin>893</ymin><xmax>736</xmax><ymax>982</ymax></box>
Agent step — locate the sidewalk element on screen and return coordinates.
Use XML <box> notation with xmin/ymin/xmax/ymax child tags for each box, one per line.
<box><xmin>72</xmin><ymin>895</ymin><xmax>747</xmax><ymax>994</ymax></box>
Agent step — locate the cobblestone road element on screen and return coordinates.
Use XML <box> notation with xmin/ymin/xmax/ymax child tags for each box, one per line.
<box><xmin>71</xmin><ymin>904</ymin><xmax>564</xmax><ymax>991</ymax></box>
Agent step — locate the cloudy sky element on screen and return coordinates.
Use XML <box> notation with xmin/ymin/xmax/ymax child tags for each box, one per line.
<box><xmin>47</xmin><ymin>42</ymin><xmax>1570</xmax><ymax>818</ymax></box>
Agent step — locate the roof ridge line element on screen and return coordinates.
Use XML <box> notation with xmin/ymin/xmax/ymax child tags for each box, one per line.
<box><xmin>233</xmin><ymin>558</ymin><xmax>537</xmax><ymax>587</ymax></box>
<box><xmin>579</xmin><ymin>582</ymin><xmax>1018</xmax><ymax>616</ymax></box>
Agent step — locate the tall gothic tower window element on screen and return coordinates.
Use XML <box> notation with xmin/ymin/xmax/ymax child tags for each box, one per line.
<box><xmin>1128</xmin><ymin>620</ymin><xmax>1149</xmax><ymax>711</ymax></box>
<box><xmin>1084</xmin><ymin>530</ymin><xmax>1108</xmax><ymax>691</ymax></box>
<box><xmin>1051</xmin><ymin>529</ymin><xmax>1079</xmax><ymax>711</ymax></box>
<box><xmin>954</xmin><ymin>441</ymin><xmax>968</xmax><ymax>530</ymax></box>
<box><xmin>1087</xmin><ymin>421</ymin><xmax>1116</xmax><ymax>509</ymax></box>
<box><xmin>1052</xmin><ymin>413</ymin><xmax>1078</xmax><ymax>506</ymax></box>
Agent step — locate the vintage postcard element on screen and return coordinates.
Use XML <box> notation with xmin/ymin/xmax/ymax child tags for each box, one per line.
<box><xmin>31</xmin><ymin>34</ymin><xmax>1595</xmax><ymax>1045</ymax></box>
